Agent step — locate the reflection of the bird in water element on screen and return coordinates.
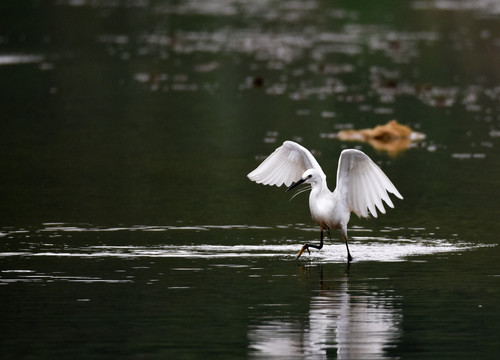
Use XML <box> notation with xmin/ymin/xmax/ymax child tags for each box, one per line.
<box><xmin>248</xmin><ymin>266</ymin><xmax>402</xmax><ymax>359</ymax></box>
<box><xmin>322</xmin><ymin>120</ymin><xmax>426</xmax><ymax>156</ymax></box>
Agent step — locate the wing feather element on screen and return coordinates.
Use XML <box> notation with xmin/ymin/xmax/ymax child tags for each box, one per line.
<box><xmin>248</xmin><ymin>141</ymin><xmax>325</xmax><ymax>187</ymax></box>
<box><xmin>358</xmin><ymin>172</ymin><xmax>371</xmax><ymax>217</ymax></box>
<box><xmin>366</xmin><ymin>165</ymin><xmax>387</xmax><ymax>216</ymax></box>
<box><xmin>335</xmin><ymin>149</ymin><xmax>403</xmax><ymax>218</ymax></box>
<box><xmin>362</xmin><ymin>171</ymin><xmax>378</xmax><ymax>218</ymax></box>
<box><xmin>371</xmin><ymin>174</ymin><xmax>387</xmax><ymax>214</ymax></box>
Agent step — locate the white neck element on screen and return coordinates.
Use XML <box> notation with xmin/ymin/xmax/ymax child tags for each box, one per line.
<box><xmin>310</xmin><ymin>176</ymin><xmax>330</xmax><ymax>194</ymax></box>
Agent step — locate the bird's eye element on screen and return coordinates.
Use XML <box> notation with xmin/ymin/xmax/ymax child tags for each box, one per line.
<box><xmin>308</xmin><ymin>174</ymin><xmax>312</xmax><ymax>178</ymax></box>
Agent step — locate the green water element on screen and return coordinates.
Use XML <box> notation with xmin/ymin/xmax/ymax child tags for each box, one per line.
<box><xmin>1</xmin><ymin>1</ymin><xmax>500</xmax><ymax>359</ymax></box>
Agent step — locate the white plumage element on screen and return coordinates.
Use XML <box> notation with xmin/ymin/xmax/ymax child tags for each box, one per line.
<box><xmin>248</xmin><ymin>140</ymin><xmax>403</xmax><ymax>261</ymax></box>
<box><xmin>247</xmin><ymin>141</ymin><xmax>322</xmax><ymax>187</ymax></box>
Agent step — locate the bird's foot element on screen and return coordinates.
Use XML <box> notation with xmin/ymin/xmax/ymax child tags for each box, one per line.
<box><xmin>297</xmin><ymin>244</ymin><xmax>310</xmax><ymax>259</ymax></box>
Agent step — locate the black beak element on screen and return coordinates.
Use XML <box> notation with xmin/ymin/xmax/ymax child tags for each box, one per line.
<box><xmin>287</xmin><ymin>178</ymin><xmax>306</xmax><ymax>192</ymax></box>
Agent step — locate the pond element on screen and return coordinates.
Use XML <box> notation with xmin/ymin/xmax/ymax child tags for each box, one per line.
<box><xmin>1</xmin><ymin>0</ymin><xmax>500</xmax><ymax>359</ymax></box>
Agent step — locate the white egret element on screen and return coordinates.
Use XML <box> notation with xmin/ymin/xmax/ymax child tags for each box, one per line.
<box><xmin>247</xmin><ymin>141</ymin><xmax>403</xmax><ymax>261</ymax></box>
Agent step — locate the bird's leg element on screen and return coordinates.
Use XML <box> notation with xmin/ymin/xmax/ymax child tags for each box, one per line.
<box><xmin>341</xmin><ymin>228</ymin><xmax>353</xmax><ymax>262</ymax></box>
<box><xmin>297</xmin><ymin>230</ymin><xmax>324</xmax><ymax>258</ymax></box>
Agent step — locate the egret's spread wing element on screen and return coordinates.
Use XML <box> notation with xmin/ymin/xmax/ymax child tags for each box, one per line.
<box><xmin>247</xmin><ymin>141</ymin><xmax>325</xmax><ymax>187</ymax></box>
<box><xmin>336</xmin><ymin>149</ymin><xmax>403</xmax><ymax>218</ymax></box>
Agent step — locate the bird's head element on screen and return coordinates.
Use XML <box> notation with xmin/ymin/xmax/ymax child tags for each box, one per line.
<box><xmin>286</xmin><ymin>169</ymin><xmax>322</xmax><ymax>192</ymax></box>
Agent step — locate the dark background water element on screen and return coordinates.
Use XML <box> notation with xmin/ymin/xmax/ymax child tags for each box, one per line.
<box><xmin>1</xmin><ymin>0</ymin><xmax>500</xmax><ymax>359</ymax></box>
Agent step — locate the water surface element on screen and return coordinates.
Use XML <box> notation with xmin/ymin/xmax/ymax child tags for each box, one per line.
<box><xmin>1</xmin><ymin>0</ymin><xmax>500</xmax><ymax>359</ymax></box>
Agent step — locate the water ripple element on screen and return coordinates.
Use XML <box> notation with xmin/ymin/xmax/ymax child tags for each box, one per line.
<box><xmin>0</xmin><ymin>223</ymin><xmax>492</xmax><ymax>263</ymax></box>
<box><xmin>0</xmin><ymin>240</ymin><xmax>489</xmax><ymax>262</ymax></box>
